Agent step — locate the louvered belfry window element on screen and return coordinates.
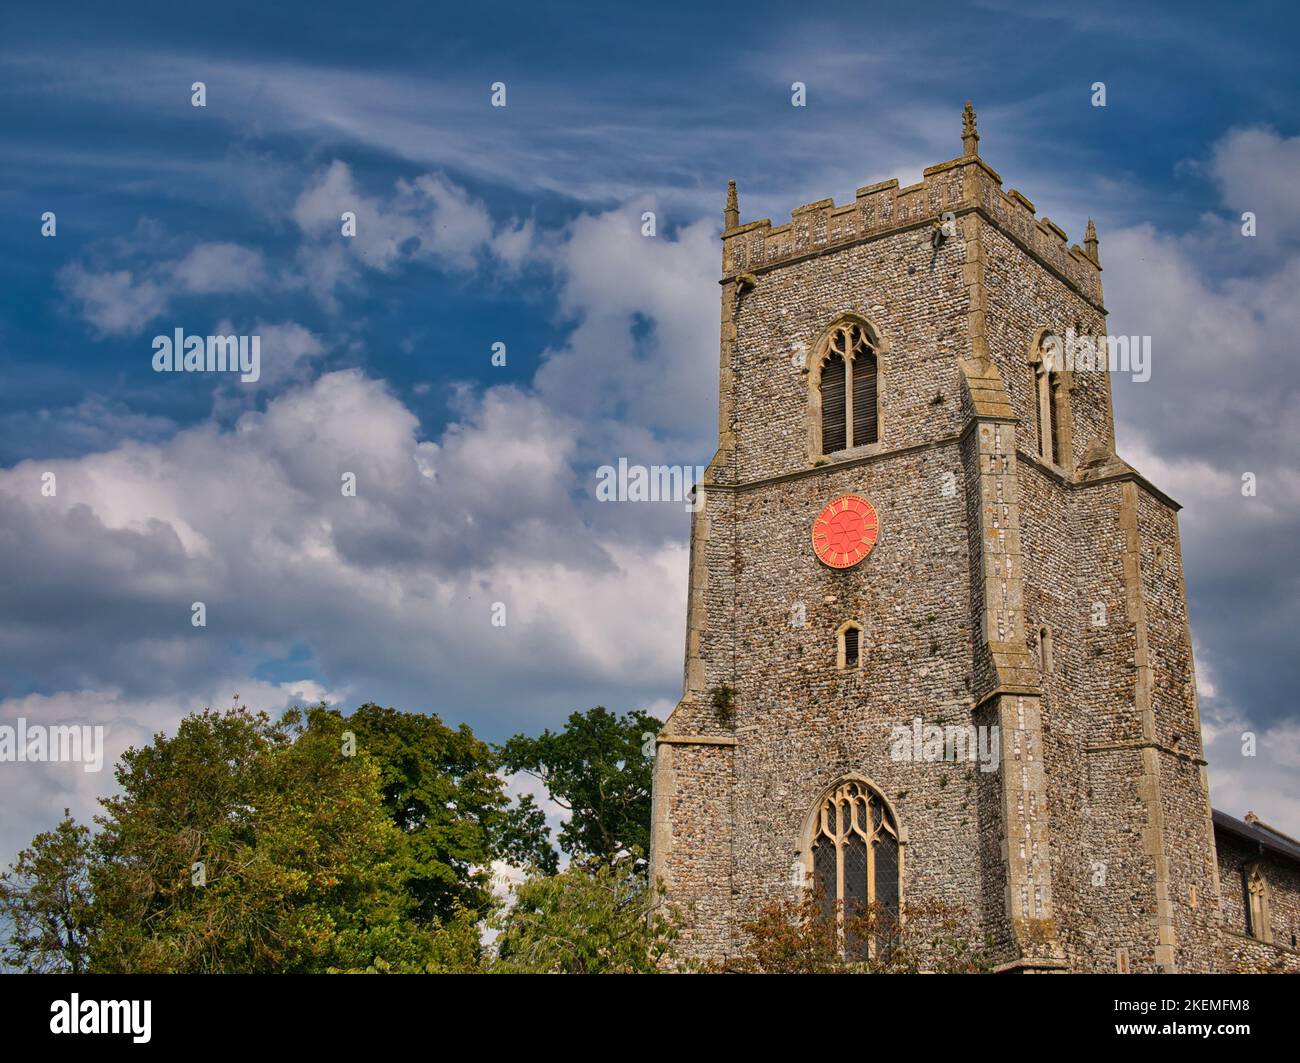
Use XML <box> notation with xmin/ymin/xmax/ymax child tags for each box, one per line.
<box><xmin>1034</xmin><ymin>341</ymin><xmax>1061</xmax><ymax>466</ymax></box>
<box><xmin>820</xmin><ymin>323</ymin><xmax>878</xmax><ymax>454</ymax></box>
<box><xmin>843</xmin><ymin>626</ymin><xmax>860</xmax><ymax>668</ymax></box>
<box><xmin>820</xmin><ymin>351</ymin><xmax>847</xmax><ymax>453</ymax></box>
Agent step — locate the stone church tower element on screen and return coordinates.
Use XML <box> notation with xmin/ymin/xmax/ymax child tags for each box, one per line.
<box><xmin>650</xmin><ymin>104</ymin><xmax>1226</xmax><ymax>972</ymax></box>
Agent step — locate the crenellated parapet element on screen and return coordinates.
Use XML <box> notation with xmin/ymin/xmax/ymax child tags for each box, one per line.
<box><xmin>721</xmin><ymin>164</ymin><xmax>966</xmax><ymax>275</ymax></box>
<box><xmin>969</xmin><ymin>168</ymin><xmax>1104</xmax><ymax>305</ymax></box>
<box><xmin>721</xmin><ymin>102</ymin><xmax>1103</xmax><ymax>309</ymax></box>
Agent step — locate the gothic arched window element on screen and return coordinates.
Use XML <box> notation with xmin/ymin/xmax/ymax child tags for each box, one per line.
<box><xmin>1245</xmin><ymin>865</ymin><xmax>1272</xmax><ymax>943</ymax></box>
<box><xmin>819</xmin><ymin>323</ymin><xmax>879</xmax><ymax>455</ymax></box>
<box><xmin>808</xmin><ymin>780</ymin><xmax>901</xmax><ymax>958</ymax></box>
<box><xmin>1033</xmin><ymin>335</ymin><xmax>1066</xmax><ymax>466</ymax></box>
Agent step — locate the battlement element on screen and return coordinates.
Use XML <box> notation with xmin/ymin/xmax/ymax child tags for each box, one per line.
<box><xmin>721</xmin><ymin>104</ymin><xmax>1103</xmax><ymax>307</ymax></box>
<box><xmin>721</xmin><ymin>160</ymin><xmax>965</xmax><ymax>275</ymax></box>
<box><xmin>973</xmin><ymin>165</ymin><xmax>1103</xmax><ymax>304</ymax></box>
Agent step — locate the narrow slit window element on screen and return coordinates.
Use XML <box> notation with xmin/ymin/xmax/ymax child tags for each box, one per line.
<box><xmin>1037</xmin><ymin>625</ymin><xmax>1053</xmax><ymax>674</ymax></box>
<box><xmin>837</xmin><ymin>622</ymin><xmax>864</xmax><ymax>670</ymax></box>
<box><xmin>844</xmin><ymin>626</ymin><xmax>860</xmax><ymax>668</ymax></box>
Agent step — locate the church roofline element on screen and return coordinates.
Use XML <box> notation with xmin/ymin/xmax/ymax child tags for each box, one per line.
<box><xmin>1213</xmin><ymin>808</ymin><xmax>1300</xmax><ymax>865</ymax></box>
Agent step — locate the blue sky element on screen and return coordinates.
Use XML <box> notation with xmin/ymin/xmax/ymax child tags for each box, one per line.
<box><xmin>1</xmin><ymin>0</ymin><xmax>1298</xmax><ymax>862</ymax></box>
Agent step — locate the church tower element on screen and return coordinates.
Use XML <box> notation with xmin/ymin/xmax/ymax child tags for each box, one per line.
<box><xmin>650</xmin><ymin>104</ymin><xmax>1223</xmax><ymax>972</ymax></box>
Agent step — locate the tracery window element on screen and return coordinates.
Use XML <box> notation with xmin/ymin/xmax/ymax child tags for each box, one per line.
<box><xmin>1033</xmin><ymin>335</ymin><xmax>1066</xmax><ymax>466</ymax></box>
<box><xmin>1245</xmin><ymin>865</ymin><xmax>1272</xmax><ymax>943</ymax></box>
<box><xmin>809</xmin><ymin>780</ymin><xmax>901</xmax><ymax>958</ymax></box>
<box><xmin>819</xmin><ymin>323</ymin><xmax>878</xmax><ymax>454</ymax></box>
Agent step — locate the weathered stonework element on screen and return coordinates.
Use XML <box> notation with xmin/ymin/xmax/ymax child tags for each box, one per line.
<box><xmin>650</xmin><ymin>105</ymin><xmax>1300</xmax><ymax>972</ymax></box>
<box><xmin>1213</xmin><ymin>811</ymin><xmax>1300</xmax><ymax>972</ymax></box>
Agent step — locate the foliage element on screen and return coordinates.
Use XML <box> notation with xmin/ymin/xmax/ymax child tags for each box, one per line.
<box><xmin>341</xmin><ymin>703</ymin><xmax>555</xmax><ymax>918</ymax></box>
<box><xmin>331</xmin><ymin>907</ymin><xmax>486</xmax><ymax>973</ymax></box>
<box><xmin>725</xmin><ymin>887</ymin><xmax>994</xmax><ymax>974</ymax></box>
<box><xmin>497</xmin><ymin>707</ymin><xmax>661</xmax><ymax>868</ymax></box>
<box><xmin>710</xmin><ymin>685</ymin><xmax>736</xmax><ymax>728</ymax></box>
<box><xmin>491</xmin><ymin>856</ymin><xmax>679</xmax><ymax>973</ymax></box>
<box><xmin>88</xmin><ymin>704</ymin><xmax>440</xmax><ymax>973</ymax></box>
<box><xmin>0</xmin><ymin>812</ymin><xmax>95</xmax><ymax>973</ymax></box>
<box><xmin>2</xmin><ymin>700</ymin><xmax>670</xmax><ymax>974</ymax></box>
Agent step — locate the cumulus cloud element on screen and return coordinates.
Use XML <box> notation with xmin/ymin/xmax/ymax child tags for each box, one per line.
<box><xmin>207</xmin><ymin>318</ymin><xmax>326</xmax><ymax>393</ymax></box>
<box><xmin>2</xmin><ymin>192</ymin><xmax>730</xmax><ymax>867</ymax></box>
<box><xmin>1206</xmin><ymin>128</ymin><xmax>1300</xmax><ymax>247</ymax></box>
<box><xmin>1103</xmin><ymin>128</ymin><xmax>1300</xmax><ymax>828</ymax></box>
<box><xmin>291</xmin><ymin>161</ymin><xmax>538</xmax><ymax>303</ymax></box>
<box><xmin>538</xmin><ymin>207</ymin><xmax>716</xmax><ymax>435</ymax></box>
<box><xmin>1202</xmin><ymin>702</ymin><xmax>1300</xmax><ymax>835</ymax></box>
<box><xmin>60</xmin><ymin>242</ymin><xmax>270</xmax><ymax>336</ymax></box>
<box><xmin>171</xmin><ymin>242</ymin><xmax>269</xmax><ymax>294</ymax></box>
<box><xmin>0</xmin><ymin>365</ymin><xmax>689</xmax><ymax>867</ymax></box>
<box><xmin>58</xmin><ymin>163</ymin><xmax>531</xmax><ymax>338</ymax></box>
<box><xmin>59</xmin><ymin>266</ymin><xmax>169</xmax><ymax>336</ymax></box>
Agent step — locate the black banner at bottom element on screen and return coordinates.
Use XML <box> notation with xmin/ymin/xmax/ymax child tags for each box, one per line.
<box><xmin>0</xmin><ymin>972</ymin><xmax>1287</xmax><ymax>1049</ymax></box>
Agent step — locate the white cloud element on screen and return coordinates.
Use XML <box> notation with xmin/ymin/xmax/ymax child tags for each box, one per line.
<box><xmin>536</xmin><ymin>207</ymin><xmax>718</xmax><ymax>445</ymax></box>
<box><xmin>290</xmin><ymin>161</ymin><xmax>536</xmax><ymax>302</ymax></box>
<box><xmin>172</xmin><ymin>242</ymin><xmax>268</xmax><ymax>294</ymax></box>
<box><xmin>4</xmin><ymin>198</ymin><xmax>724</xmax><ymax>869</ymax></box>
<box><xmin>1207</xmin><ymin>127</ymin><xmax>1300</xmax><ymax>245</ymax></box>
<box><xmin>59</xmin><ymin>265</ymin><xmax>168</xmax><ymax>336</ymax></box>
<box><xmin>0</xmin><ymin>362</ymin><xmax>688</xmax><ymax>755</ymax></box>
<box><xmin>60</xmin><ymin>242</ymin><xmax>270</xmax><ymax>336</ymax></box>
<box><xmin>1203</xmin><ymin>705</ymin><xmax>1300</xmax><ymax>833</ymax></box>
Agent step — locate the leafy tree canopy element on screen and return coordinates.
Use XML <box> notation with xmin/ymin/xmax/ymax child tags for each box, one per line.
<box><xmin>2</xmin><ymin>701</ymin><xmax>665</xmax><ymax>974</ymax></box>
<box><xmin>497</xmin><ymin>706</ymin><xmax>660</xmax><ymax>868</ymax></box>
<box><xmin>491</xmin><ymin>856</ymin><xmax>678</xmax><ymax>973</ymax></box>
<box><xmin>89</xmin><ymin>704</ymin><xmax>441</xmax><ymax>973</ymax></box>
<box><xmin>0</xmin><ymin>812</ymin><xmax>94</xmax><ymax>973</ymax></box>
<box><xmin>340</xmin><ymin>703</ymin><xmax>555</xmax><ymax>920</ymax></box>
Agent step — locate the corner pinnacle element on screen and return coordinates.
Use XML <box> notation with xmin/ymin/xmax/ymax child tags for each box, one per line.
<box><xmin>962</xmin><ymin>101</ymin><xmax>979</xmax><ymax>157</ymax></box>
<box><xmin>724</xmin><ymin>180</ymin><xmax>739</xmax><ymax>229</ymax></box>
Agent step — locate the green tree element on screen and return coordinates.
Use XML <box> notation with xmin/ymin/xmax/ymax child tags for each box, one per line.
<box><xmin>0</xmin><ymin>812</ymin><xmax>95</xmax><ymax>973</ymax></box>
<box><xmin>497</xmin><ymin>707</ymin><xmax>660</xmax><ymax>867</ymax></box>
<box><xmin>89</xmin><ymin>703</ymin><xmax>439</xmax><ymax>973</ymax></box>
<box><xmin>342</xmin><ymin>703</ymin><xmax>555</xmax><ymax>922</ymax></box>
<box><xmin>491</xmin><ymin>857</ymin><xmax>679</xmax><ymax>973</ymax></box>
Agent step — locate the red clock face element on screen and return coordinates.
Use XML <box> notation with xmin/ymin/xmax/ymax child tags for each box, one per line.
<box><xmin>812</xmin><ymin>494</ymin><xmax>879</xmax><ymax>569</ymax></box>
